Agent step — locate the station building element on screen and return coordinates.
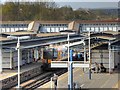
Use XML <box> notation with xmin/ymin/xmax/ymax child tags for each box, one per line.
<box><xmin>0</xmin><ymin>20</ymin><xmax>119</xmax><ymax>33</ymax></box>
<box><xmin>0</xmin><ymin>20</ymin><xmax>120</xmax><ymax>88</ymax></box>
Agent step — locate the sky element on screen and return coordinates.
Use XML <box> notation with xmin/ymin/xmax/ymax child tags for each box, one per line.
<box><xmin>1</xmin><ymin>0</ymin><xmax>119</xmax><ymax>9</ymax></box>
<box><xmin>56</xmin><ymin>2</ymin><xmax>119</xmax><ymax>9</ymax></box>
<box><xmin>55</xmin><ymin>0</ymin><xmax>119</xmax><ymax>9</ymax></box>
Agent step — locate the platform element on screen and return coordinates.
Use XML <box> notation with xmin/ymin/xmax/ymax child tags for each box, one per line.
<box><xmin>40</xmin><ymin>67</ymin><xmax>119</xmax><ymax>89</ymax></box>
<box><xmin>0</xmin><ymin>61</ymin><xmax>43</xmax><ymax>88</ymax></box>
<box><xmin>0</xmin><ymin>61</ymin><xmax>42</xmax><ymax>80</ymax></box>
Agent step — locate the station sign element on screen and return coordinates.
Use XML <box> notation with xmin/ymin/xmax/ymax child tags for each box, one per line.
<box><xmin>51</xmin><ymin>61</ymin><xmax>89</xmax><ymax>68</ymax></box>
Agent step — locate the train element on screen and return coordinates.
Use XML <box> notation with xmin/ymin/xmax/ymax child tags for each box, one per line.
<box><xmin>41</xmin><ymin>46</ymin><xmax>86</xmax><ymax>70</ymax></box>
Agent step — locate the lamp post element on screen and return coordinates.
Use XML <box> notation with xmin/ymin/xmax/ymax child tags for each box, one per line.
<box><xmin>60</xmin><ymin>30</ymin><xmax>75</xmax><ymax>89</ymax></box>
<box><xmin>17</xmin><ymin>37</ymin><xmax>20</xmax><ymax>89</ymax></box>
<box><xmin>67</xmin><ymin>33</ymin><xmax>70</xmax><ymax>88</ymax></box>
<box><xmin>7</xmin><ymin>36</ymin><xmax>30</xmax><ymax>89</ymax></box>
<box><xmin>88</xmin><ymin>29</ymin><xmax>91</xmax><ymax>80</ymax></box>
<box><xmin>108</xmin><ymin>41</ymin><xmax>111</xmax><ymax>74</ymax></box>
<box><xmin>67</xmin><ymin>33</ymin><xmax>73</xmax><ymax>89</ymax></box>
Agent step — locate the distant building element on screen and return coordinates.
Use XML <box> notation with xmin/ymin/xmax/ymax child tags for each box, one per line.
<box><xmin>0</xmin><ymin>20</ymin><xmax>119</xmax><ymax>33</ymax></box>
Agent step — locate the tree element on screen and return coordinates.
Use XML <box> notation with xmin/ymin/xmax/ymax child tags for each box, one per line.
<box><xmin>1</xmin><ymin>1</ymin><xmax>118</xmax><ymax>21</ymax></box>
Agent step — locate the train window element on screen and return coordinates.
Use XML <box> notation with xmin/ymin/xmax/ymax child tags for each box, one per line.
<box><xmin>1</xmin><ymin>25</ymin><xmax>3</xmax><ymax>27</ymax></box>
<box><xmin>47</xmin><ymin>24</ymin><xmax>50</xmax><ymax>26</ymax></box>
<box><xmin>53</xmin><ymin>49</ymin><xmax>58</xmax><ymax>58</ymax></box>
<box><xmin>43</xmin><ymin>48</ymin><xmax>57</xmax><ymax>59</ymax></box>
<box><xmin>65</xmin><ymin>24</ymin><xmax>68</xmax><ymax>27</ymax></box>
<box><xmin>4</xmin><ymin>24</ymin><xmax>6</xmax><ymax>27</ymax></box>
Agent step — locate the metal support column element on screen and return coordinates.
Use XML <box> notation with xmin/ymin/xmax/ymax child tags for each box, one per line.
<box><xmin>0</xmin><ymin>46</ymin><xmax>2</xmax><ymax>73</ymax></box>
<box><xmin>88</xmin><ymin>30</ymin><xmax>91</xmax><ymax>80</ymax></box>
<box><xmin>83</xmin><ymin>41</ymin><xmax>86</xmax><ymax>72</ymax></box>
<box><xmin>10</xmin><ymin>49</ymin><xmax>12</xmax><ymax>69</ymax></box>
<box><xmin>17</xmin><ymin>37</ymin><xmax>20</xmax><ymax>89</ymax></box>
<box><xmin>83</xmin><ymin>41</ymin><xmax>86</xmax><ymax>63</ymax></box>
<box><xmin>6</xmin><ymin>36</ymin><xmax>30</xmax><ymax>89</ymax></box>
<box><xmin>34</xmin><ymin>47</ymin><xmax>38</xmax><ymax>62</ymax></box>
<box><xmin>109</xmin><ymin>41</ymin><xmax>111</xmax><ymax>73</ymax></box>
<box><xmin>94</xmin><ymin>27</ymin><xmax>96</xmax><ymax>32</ymax></box>
<box><xmin>103</xmin><ymin>26</ymin><xmax>105</xmax><ymax>32</ymax></box>
<box><xmin>67</xmin><ymin>34</ymin><xmax>70</xmax><ymax>89</ymax></box>
<box><xmin>69</xmin><ymin>49</ymin><xmax>73</xmax><ymax>89</ymax></box>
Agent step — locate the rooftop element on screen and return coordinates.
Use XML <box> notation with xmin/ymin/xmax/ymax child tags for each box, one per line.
<box><xmin>1</xmin><ymin>19</ymin><xmax>120</xmax><ymax>24</ymax></box>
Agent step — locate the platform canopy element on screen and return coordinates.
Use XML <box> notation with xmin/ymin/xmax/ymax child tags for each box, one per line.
<box><xmin>1</xmin><ymin>34</ymin><xmax>85</xmax><ymax>49</ymax></box>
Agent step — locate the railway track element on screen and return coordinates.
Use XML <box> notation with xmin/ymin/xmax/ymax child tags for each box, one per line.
<box><xmin>22</xmin><ymin>72</ymin><xmax>52</xmax><ymax>90</ymax></box>
<box><xmin>11</xmin><ymin>69</ymin><xmax>67</xmax><ymax>90</ymax></box>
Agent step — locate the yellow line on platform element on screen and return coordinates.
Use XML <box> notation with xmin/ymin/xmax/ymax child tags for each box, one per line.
<box><xmin>112</xmin><ymin>80</ymin><xmax>120</xmax><ymax>88</ymax></box>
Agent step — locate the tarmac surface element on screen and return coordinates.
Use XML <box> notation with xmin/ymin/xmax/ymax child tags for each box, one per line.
<box><xmin>39</xmin><ymin>67</ymin><xmax>120</xmax><ymax>89</ymax></box>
